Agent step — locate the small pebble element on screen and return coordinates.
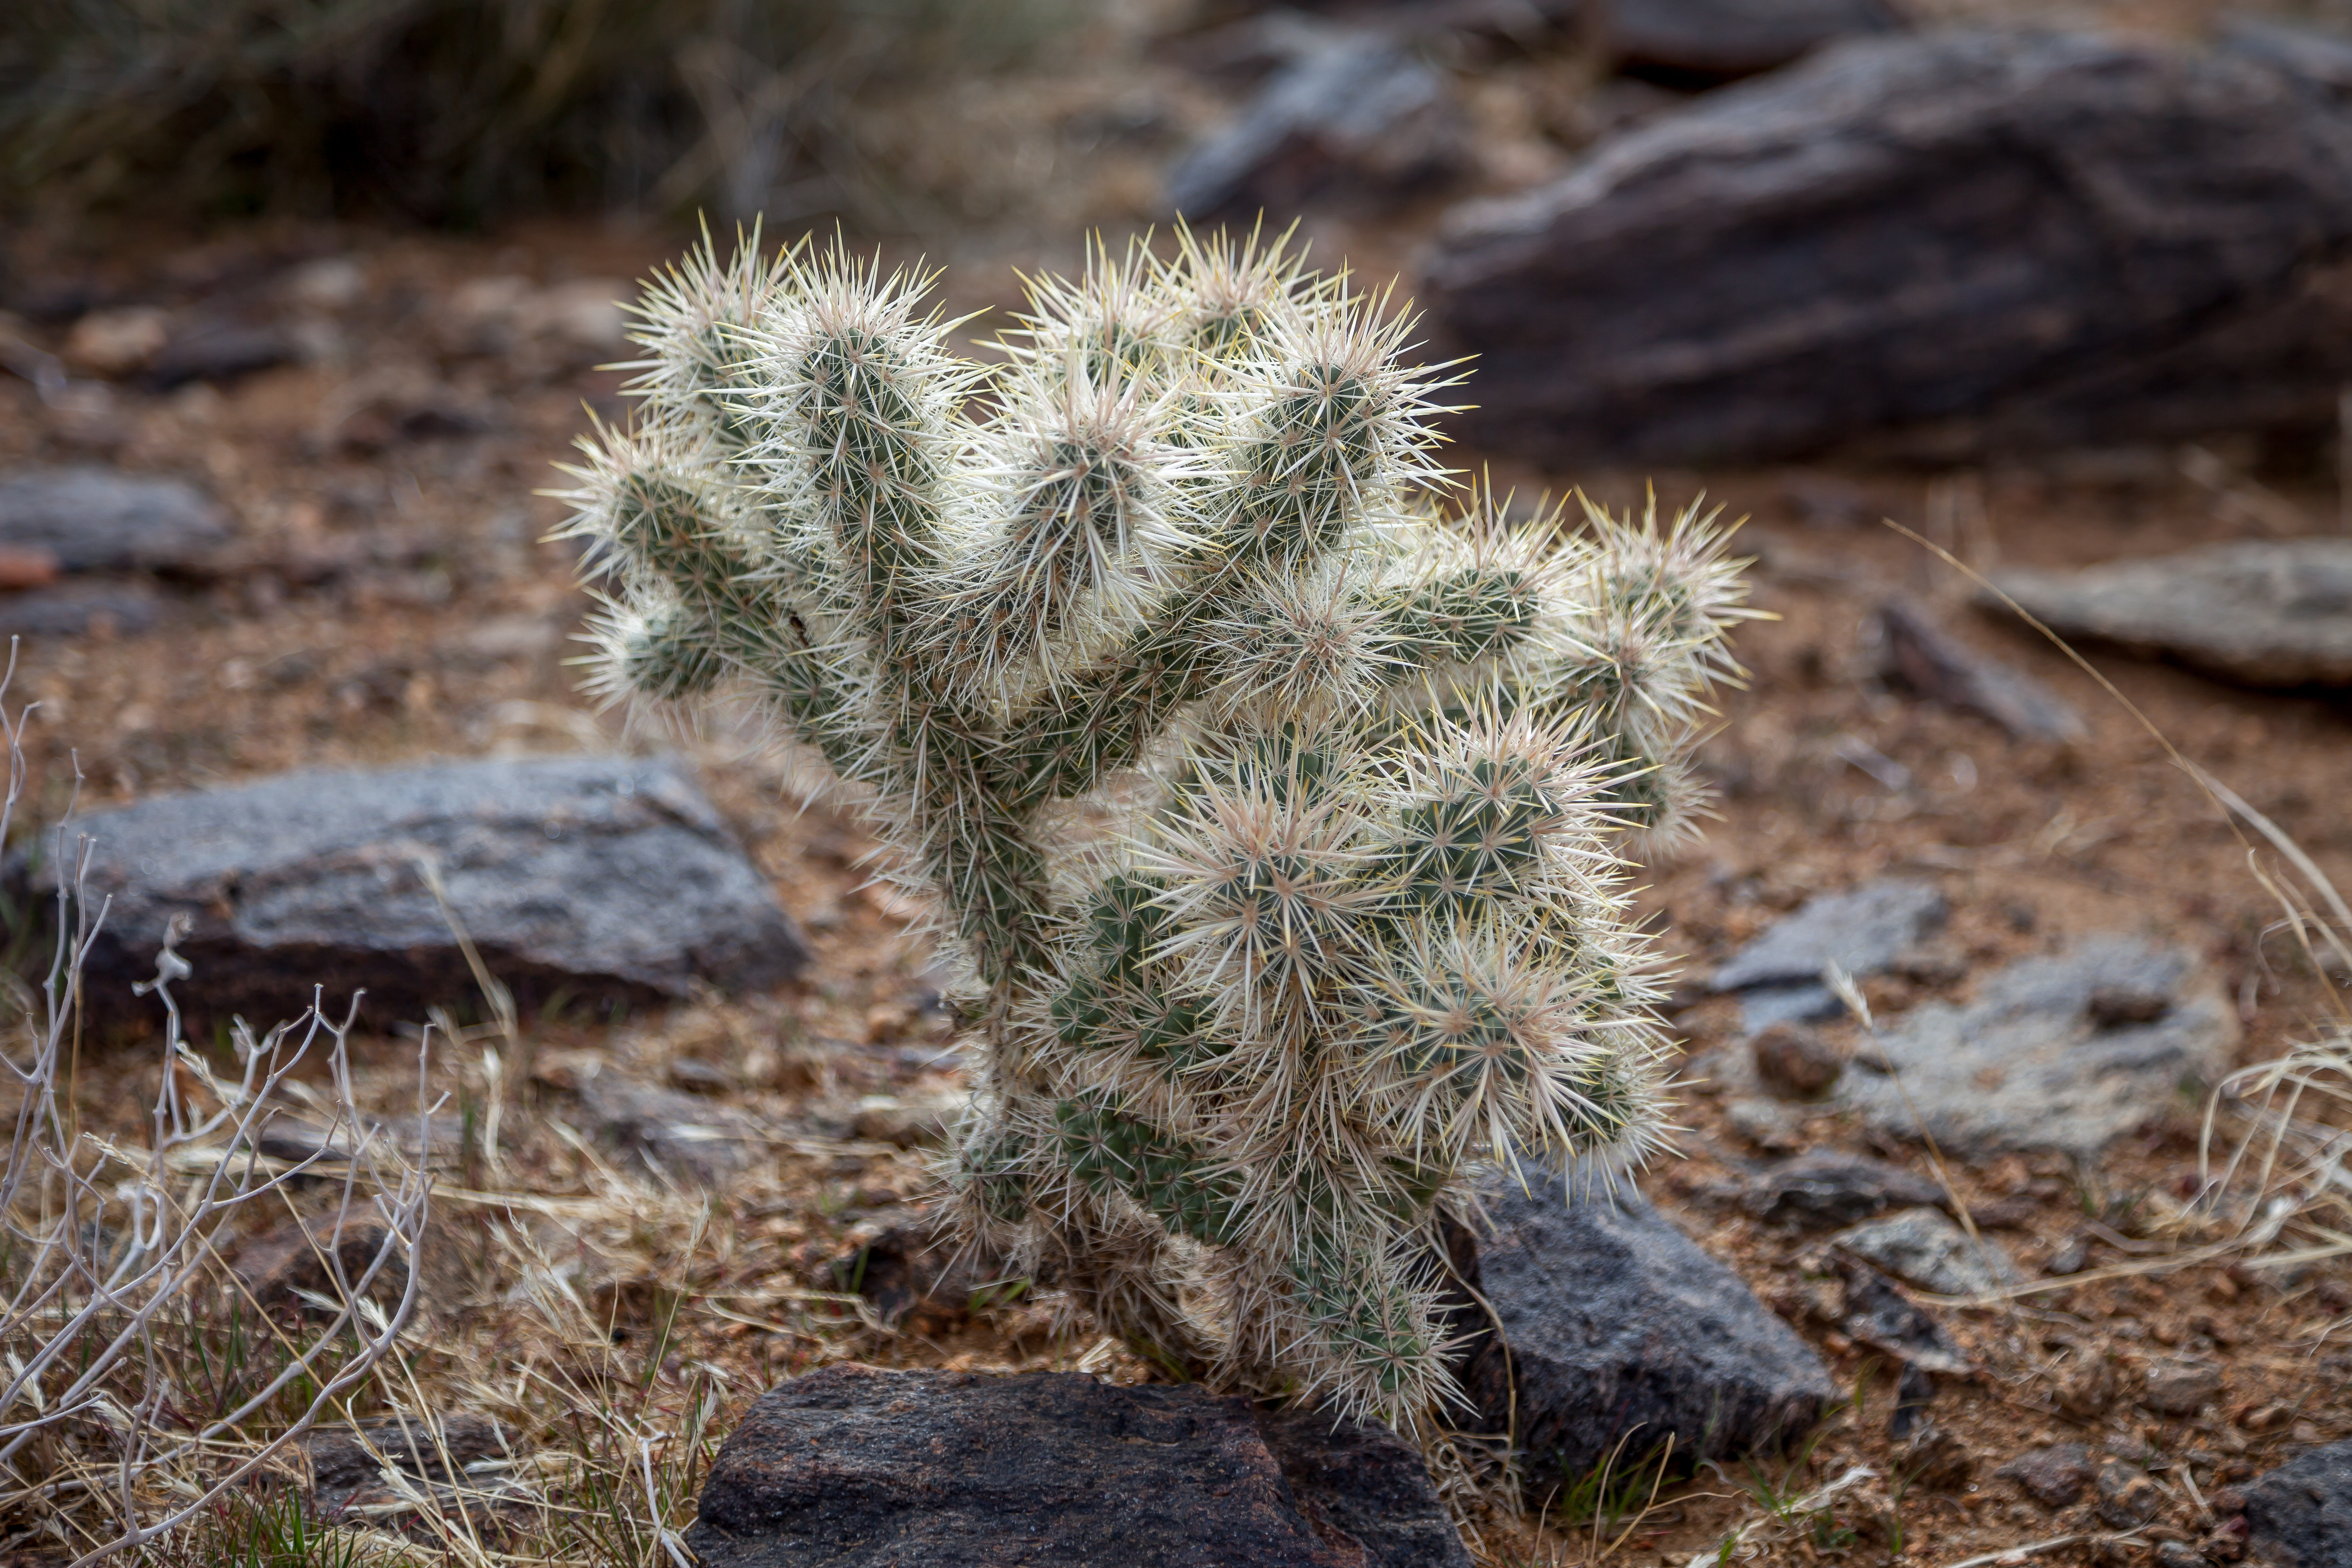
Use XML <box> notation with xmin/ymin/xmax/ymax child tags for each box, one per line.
<box><xmin>1751</xmin><ymin>1021</ymin><xmax>1842</xmax><ymax>1100</ymax></box>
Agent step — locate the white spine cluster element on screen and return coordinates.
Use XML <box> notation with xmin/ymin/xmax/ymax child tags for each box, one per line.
<box><xmin>553</xmin><ymin>226</ymin><xmax>1756</xmax><ymax>1427</ymax></box>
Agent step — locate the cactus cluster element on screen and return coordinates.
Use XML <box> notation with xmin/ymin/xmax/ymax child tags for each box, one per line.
<box><xmin>554</xmin><ymin>227</ymin><xmax>1754</xmax><ymax>1426</ymax></box>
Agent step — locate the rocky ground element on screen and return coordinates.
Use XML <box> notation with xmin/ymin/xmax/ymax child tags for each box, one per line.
<box><xmin>4</xmin><ymin>2</ymin><xmax>2352</xmax><ymax>1565</ymax></box>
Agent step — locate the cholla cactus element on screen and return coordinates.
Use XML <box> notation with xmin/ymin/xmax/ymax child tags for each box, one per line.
<box><xmin>554</xmin><ymin>226</ymin><xmax>1754</xmax><ymax>1426</ymax></box>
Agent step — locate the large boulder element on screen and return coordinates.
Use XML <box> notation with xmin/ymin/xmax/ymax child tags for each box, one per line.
<box><xmin>1988</xmin><ymin>539</ymin><xmax>2352</xmax><ymax>689</ymax></box>
<box><xmin>24</xmin><ymin>754</ymin><xmax>809</xmax><ymax>1029</ymax></box>
<box><xmin>686</xmin><ymin>1364</ymin><xmax>1470</xmax><ymax>1567</ymax></box>
<box><xmin>1425</xmin><ymin>30</ymin><xmax>2352</xmax><ymax>464</ymax></box>
<box><xmin>1454</xmin><ymin>1173</ymin><xmax>1834</xmax><ymax>1495</ymax></box>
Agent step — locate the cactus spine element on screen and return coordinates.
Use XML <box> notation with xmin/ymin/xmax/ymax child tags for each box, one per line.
<box><xmin>555</xmin><ymin>226</ymin><xmax>1754</xmax><ymax>1426</ymax></box>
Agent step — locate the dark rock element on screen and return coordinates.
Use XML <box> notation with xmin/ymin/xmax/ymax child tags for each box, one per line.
<box><xmin>1167</xmin><ymin>34</ymin><xmax>1469</xmax><ymax>218</ymax></box>
<box><xmin>142</xmin><ymin>320</ymin><xmax>299</xmax><ymax>389</ymax></box>
<box><xmin>1997</xmin><ymin>1442</ymin><xmax>2097</xmax><ymax>1508</ymax></box>
<box><xmin>26</xmin><ymin>754</ymin><xmax>810</xmax><ymax>1031</ymax></box>
<box><xmin>1604</xmin><ymin>0</ymin><xmax>1903</xmax><ymax>84</ymax></box>
<box><xmin>1987</xmin><ymin>539</ymin><xmax>2352</xmax><ymax>689</ymax></box>
<box><xmin>0</xmin><ymin>465</ymin><xmax>231</xmax><ymax>570</ymax></box>
<box><xmin>1836</xmin><ymin>1258</ymin><xmax>1972</xmax><ymax>1375</ymax></box>
<box><xmin>575</xmin><ymin>1066</ymin><xmax>766</xmax><ymax>1186</ymax></box>
<box><xmin>2045</xmin><ymin>1234</ymin><xmax>2091</xmax><ymax>1275</ymax></box>
<box><xmin>1455</xmin><ymin>1172</ymin><xmax>1834</xmax><ymax>1495</ymax></box>
<box><xmin>1832</xmin><ymin>1206</ymin><xmax>2017</xmax><ymax>1297</ymax></box>
<box><xmin>1426</xmin><ymin>31</ymin><xmax>2352</xmax><ymax>466</ymax></box>
<box><xmin>2239</xmin><ymin>1439</ymin><xmax>2352</xmax><ymax>1568</ymax></box>
<box><xmin>1256</xmin><ymin>1407</ymin><xmax>1477</xmax><ymax>1568</ymax></box>
<box><xmin>1708</xmin><ymin>934</ymin><xmax>2236</xmax><ymax>1157</ymax></box>
<box><xmin>0</xmin><ymin>581</ymin><xmax>163</xmax><ymax>639</ymax></box>
<box><xmin>1751</xmin><ymin>1020</ymin><xmax>1842</xmax><ymax>1100</ymax></box>
<box><xmin>304</xmin><ymin>1413</ymin><xmax>516</xmax><ymax>1517</ymax></box>
<box><xmin>2142</xmin><ymin>1359</ymin><xmax>2224</xmax><ymax>1416</ymax></box>
<box><xmin>1743</xmin><ymin>1150</ymin><xmax>1945</xmax><ymax>1229</ymax></box>
<box><xmin>686</xmin><ymin>1364</ymin><xmax>1469</xmax><ymax>1567</ymax></box>
<box><xmin>2097</xmin><ymin>1460</ymin><xmax>2164</xmax><ymax>1528</ymax></box>
<box><xmin>231</xmin><ymin>1211</ymin><xmax>411</xmax><ymax>1313</ymax></box>
<box><xmin>1871</xmin><ymin>596</ymin><xmax>2085</xmax><ymax>743</ymax></box>
<box><xmin>1711</xmin><ymin>876</ymin><xmax>1946</xmax><ymax>1030</ymax></box>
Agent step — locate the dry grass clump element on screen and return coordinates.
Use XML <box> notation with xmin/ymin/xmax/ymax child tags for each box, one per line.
<box><xmin>0</xmin><ymin>0</ymin><xmax>1073</xmax><ymax>224</ymax></box>
<box><xmin>0</xmin><ymin>720</ymin><xmax>975</xmax><ymax>1562</ymax></box>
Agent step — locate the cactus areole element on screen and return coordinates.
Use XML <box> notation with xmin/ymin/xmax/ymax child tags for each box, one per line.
<box><xmin>553</xmin><ymin>227</ymin><xmax>1755</xmax><ymax>1427</ymax></box>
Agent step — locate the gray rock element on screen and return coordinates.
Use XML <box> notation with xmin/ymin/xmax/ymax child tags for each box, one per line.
<box><xmin>2239</xmin><ymin>1439</ymin><xmax>2352</xmax><ymax>1568</ymax></box>
<box><xmin>1426</xmin><ymin>31</ymin><xmax>2352</xmax><ymax>465</ymax></box>
<box><xmin>303</xmin><ymin>1413</ymin><xmax>517</xmax><ymax>1519</ymax></box>
<box><xmin>27</xmin><ymin>754</ymin><xmax>809</xmax><ymax>1029</ymax></box>
<box><xmin>687</xmin><ymin>1364</ymin><xmax>1470</xmax><ymax>1567</ymax></box>
<box><xmin>1709</xmin><ymin>934</ymin><xmax>2236</xmax><ymax>1157</ymax></box>
<box><xmin>1604</xmin><ymin>0</ymin><xmax>1903</xmax><ymax>83</ymax></box>
<box><xmin>575</xmin><ymin>1066</ymin><xmax>767</xmax><ymax>1186</ymax></box>
<box><xmin>1743</xmin><ymin>1150</ymin><xmax>1945</xmax><ymax>1229</ymax></box>
<box><xmin>1832</xmin><ymin>1207</ymin><xmax>2018</xmax><ymax>1297</ymax></box>
<box><xmin>2140</xmin><ymin>1359</ymin><xmax>2223</xmax><ymax>1416</ymax></box>
<box><xmin>1455</xmin><ymin>1172</ymin><xmax>1834</xmax><ymax>1494</ymax></box>
<box><xmin>1712</xmin><ymin>877</ymin><xmax>1947</xmax><ymax>1032</ymax></box>
<box><xmin>2220</xmin><ymin>15</ymin><xmax>2352</xmax><ymax>97</ymax></box>
<box><xmin>1987</xmin><ymin>539</ymin><xmax>2352</xmax><ymax>689</ymax></box>
<box><xmin>0</xmin><ymin>465</ymin><xmax>231</xmax><ymax>570</ymax></box>
<box><xmin>1872</xmin><ymin>596</ymin><xmax>2086</xmax><ymax>743</ymax></box>
<box><xmin>1167</xmin><ymin>34</ymin><xmax>1469</xmax><ymax>218</ymax></box>
<box><xmin>1846</xmin><ymin>935</ymin><xmax>2235</xmax><ymax>1157</ymax></box>
<box><xmin>0</xmin><ymin>581</ymin><xmax>163</xmax><ymax>638</ymax></box>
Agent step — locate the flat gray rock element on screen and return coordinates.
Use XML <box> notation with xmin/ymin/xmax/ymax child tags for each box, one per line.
<box><xmin>1872</xmin><ymin>596</ymin><xmax>2086</xmax><ymax>743</ymax></box>
<box><xmin>1456</xmin><ymin>1172</ymin><xmax>1834</xmax><ymax>1494</ymax></box>
<box><xmin>1712</xmin><ymin>877</ymin><xmax>1947</xmax><ymax>1030</ymax></box>
<box><xmin>1426</xmin><ymin>31</ymin><xmax>2352</xmax><ymax>464</ymax></box>
<box><xmin>1832</xmin><ymin>1207</ymin><xmax>2018</xmax><ymax>1297</ymax></box>
<box><xmin>688</xmin><ymin>1364</ymin><xmax>1470</xmax><ymax>1567</ymax></box>
<box><xmin>1710</xmin><ymin>934</ymin><xmax>2237</xmax><ymax>1157</ymax></box>
<box><xmin>27</xmin><ymin>754</ymin><xmax>809</xmax><ymax>1029</ymax></box>
<box><xmin>2236</xmin><ymin>1439</ymin><xmax>2352</xmax><ymax>1568</ymax></box>
<box><xmin>0</xmin><ymin>581</ymin><xmax>162</xmax><ymax>638</ymax></box>
<box><xmin>1988</xmin><ymin>539</ymin><xmax>2352</xmax><ymax>688</ymax></box>
<box><xmin>1713</xmin><ymin>879</ymin><xmax>1947</xmax><ymax>991</ymax></box>
<box><xmin>0</xmin><ymin>465</ymin><xmax>231</xmax><ymax>570</ymax></box>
